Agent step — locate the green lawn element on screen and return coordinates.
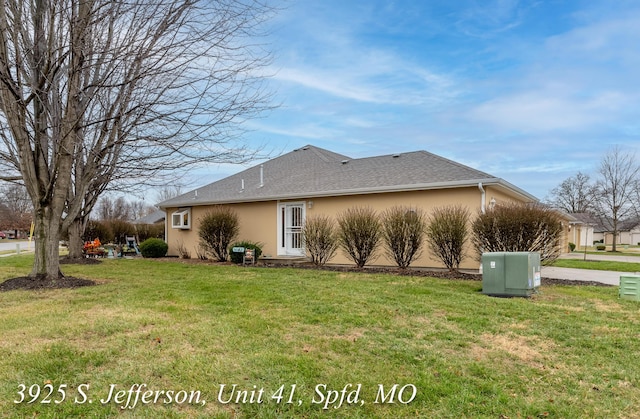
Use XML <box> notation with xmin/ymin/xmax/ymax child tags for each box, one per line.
<box><xmin>552</xmin><ymin>258</ymin><xmax>640</xmax><ymax>273</ymax></box>
<box><xmin>1</xmin><ymin>256</ymin><xmax>639</xmax><ymax>418</ymax></box>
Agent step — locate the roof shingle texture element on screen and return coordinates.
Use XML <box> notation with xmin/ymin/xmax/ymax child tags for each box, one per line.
<box><xmin>161</xmin><ymin>145</ymin><xmax>500</xmax><ymax>207</ymax></box>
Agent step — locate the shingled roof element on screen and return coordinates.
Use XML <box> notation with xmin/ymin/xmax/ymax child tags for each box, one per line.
<box><xmin>158</xmin><ymin>145</ymin><xmax>536</xmax><ymax>208</ymax></box>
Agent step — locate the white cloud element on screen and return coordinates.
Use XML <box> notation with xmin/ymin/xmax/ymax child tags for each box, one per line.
<box><xmin>469</xmin><ymin>90</ymin><xmax>631</xmax><ymax>132</ymax></box>
<box><xmin>465</xmin><ymin>8</ymin><xmax>640</xmax><ymax>134</ymax></box>
<box><xmin>247</xmin><ymin>120</ymin><xmax>343</xmax><ymax>140</ymax></box>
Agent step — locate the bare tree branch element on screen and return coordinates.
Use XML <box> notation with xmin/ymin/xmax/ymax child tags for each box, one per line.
<box><xmin>592</xmin><ymin>146</ymin><xmax>640</xmax><ymax>252</ymax></box>
<box><xmin>0</xmin><ymin>0</ymin><xmax>276</xmax><ymax>277</ymax></box>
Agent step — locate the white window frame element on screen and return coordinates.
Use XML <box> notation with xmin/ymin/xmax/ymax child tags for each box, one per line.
<box><xmin>171</xmin><ymin>208</ymin><xmax>191</xmax><ymax>230</ymax></box>
<box><xmin>277</xmin><ymin>201</ymin><xmax>306</xmax><ymax>256</ymax></box>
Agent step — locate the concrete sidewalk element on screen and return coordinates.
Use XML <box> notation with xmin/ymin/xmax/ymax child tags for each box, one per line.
<box><xmin>541</xmin><ymin>266</ymin><xmax>635</xmax><ymax>286</ymax></box>
<box><xmin>546</xmin><ymin>252</ymin><xmax>640</xmax><ymax>285</ymax></box>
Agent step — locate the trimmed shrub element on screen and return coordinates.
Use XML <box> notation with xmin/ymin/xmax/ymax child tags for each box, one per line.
<box><xmin>229</xmin><ymin>241</ymin><xmax>263</xmax><ymax>264</ymax></box>
<box><xmin>471</xmin><ymin>202</ymin><xmax>563</xmax><ymax>264</ymax></box>
<box><xmin>198</xmin><ymin>206</ymin><xmax>239</xmax><ymax>262</ymax></box>
<box><xmin>381</xmin><ymin>206</ymin><xmax>426</xmax><ymax>269</ymax></box>
<box><xmin>139</xmin><ymin>238</ymin><xmax>168</xmax><ymax>258</ymax></box>
<box><xmin>426</xmin><ymin>205</ymin><xmax>469</xmax><ymax>272</ymax></box>
<box><xmin>568</xmin><ymin>242</ymin><xmax>576</xmax><ymax>252</ymax></box>
<box><xmin>302</xmin><ymin>215</ymin><xmax>338</xmax><ymax>266</ymax></box>
<box><xmin>596</xmin><ymin>244</ymin><xmax>606</xmax><ymax>251</ymax></box>
<box><xmin>337</xmin><ymin>206</ymin><xmax>381</xmax><ymax>268</ymax></box>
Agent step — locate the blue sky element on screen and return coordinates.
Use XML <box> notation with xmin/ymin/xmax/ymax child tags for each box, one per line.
<box><xmin>181</xmin><ymin>0</ymin><xmax>640</xmax><ymax>201</ymax></box>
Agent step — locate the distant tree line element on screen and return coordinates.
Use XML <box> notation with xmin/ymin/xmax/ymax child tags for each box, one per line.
<box><xmin>545</xmin><ymin>146</ymin><xmax>640</xmax><ymax>251</ymax></box>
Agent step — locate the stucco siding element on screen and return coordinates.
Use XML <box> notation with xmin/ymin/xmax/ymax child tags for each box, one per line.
<box><xmin>166</xmin><ymin>201</ymin><xmax>277</xmax><ymax>259</ymax></box>
<box><xmin>165</xmin><ymin>185</ymin><xmax>534</xmax><ymax>270</ymax></box>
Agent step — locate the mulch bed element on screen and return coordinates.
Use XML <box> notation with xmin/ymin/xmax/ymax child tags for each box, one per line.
<box><xmin>257</xmin><ymin>262</ymin><xmax>614</xmax><ymax>287</ymax></box>
<box><xmin>164</xmin><ymin>257</ymin><xmax>613</xmax><ymax>287</ymax></box>
<box><xmin>0</xmin><ymin>276</ymin><xmax>96</xmax><ymax>292</ymax></box>
<box><xmin>1</xmin><ymin>256</ymin><xmax>612</xmax><ymax>292</ymax></box>
<box><xmin>59</xmin><ymin>257</ymin><xmax>103</xmax><ymax>265</ymax></box>
<box><xmin>0</xmin><ymin>257</ymin><xmax>100</xmax><ymax>291</ymax></box>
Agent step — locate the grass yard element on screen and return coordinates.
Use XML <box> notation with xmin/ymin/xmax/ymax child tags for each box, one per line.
<box><xmin>0</xmin><ymin>256</ymin><xmax>639</xmax><ymax>418</ymax></box>
<box><xmin>552</xmin><ymin>258</ymin><xmax>640</xmax><ymax>273</ymax></box>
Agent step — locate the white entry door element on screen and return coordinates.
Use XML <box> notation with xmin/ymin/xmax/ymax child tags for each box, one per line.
<box><xmin>278</xmin><ymin>202</ymin><xmax>305</xmax><ymax>256</ymax></box>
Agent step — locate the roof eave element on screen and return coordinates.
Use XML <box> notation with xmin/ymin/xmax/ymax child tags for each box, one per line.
<box><xmin>159</xmin><ymin>178</ymin><xmax>537</xmax><ymax>209</ymax></box>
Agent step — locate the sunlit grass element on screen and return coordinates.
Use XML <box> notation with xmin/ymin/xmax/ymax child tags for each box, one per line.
<box><xmin>0</xmin><ymin>255</ymin><xmax>639</xmax><ymax>418</ymax></box>
<box><xmin>552</xmin><ymin>258</ymin><xmax>640</xmax><ymax>273</ymax></box>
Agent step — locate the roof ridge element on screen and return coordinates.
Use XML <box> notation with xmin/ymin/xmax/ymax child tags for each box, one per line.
<box><xmin>415</xmin><ymin>150</ymin><xmax>492</xmax><ymax>177</ymax></box>
<box><xmin>299</xmin><ymin>144</ymin><xmax>351</xmax><ymax>162</ymax></box>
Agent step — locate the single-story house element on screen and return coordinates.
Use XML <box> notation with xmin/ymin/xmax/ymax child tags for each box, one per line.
<box><xmin>568</xmin><ymin>213</ymin><xmax>640</xmax><ymax>247</ymax></box>
<box><xmin>608</xmin><ymin>217</ymin><xmax>640</xmax><ymax>246</ymax></box>
<box><xmin>158</xmin><ymin>145</ymin><xmax>545</xmax><ymax>270</ymax></box>
<box><xmin>567</xmin><ymin>212</ymin><xmax>601</xmax><ymax>248</ymax></box>
<box><xmin>133</xmin><ymin>210</ymin><xmax>166</xmax><ymax>225</ymax></box>
<box><xmin>132</xmin><ymin>209</ymin><xmax>166</xmax><ymax>242</ymax></box>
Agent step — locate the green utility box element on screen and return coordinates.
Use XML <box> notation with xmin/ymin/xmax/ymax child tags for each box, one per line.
<box><xmin>482</xmin><ymin>252</ymin><xmax>541</xmax><ymax>297</ymax></box>
<box><xmin>619</xmin><ymin>275</ymin><xmax>640</xmax><ymax>301</ymax></box>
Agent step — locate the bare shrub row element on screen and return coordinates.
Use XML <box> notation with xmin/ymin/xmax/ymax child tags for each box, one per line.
<box><xmin>305</xmin><ymin>202</ymin><xmax>563</xmax><ymax>270</ymax></box>
<box><xmin>304</xmin><ymin>205</ymin><xmax>459</xmax><ymax>270</ymax></box>
<box><xmin>193</xmin><ymin>203</ymin><xmax>563</xmax><ymax>270</ymax></box>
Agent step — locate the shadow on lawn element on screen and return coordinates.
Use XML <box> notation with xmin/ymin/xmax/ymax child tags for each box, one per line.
<box><xmin>0</xmin><ymin>257</ymin><xmax>613</xmax><ymax>292</ymax></box>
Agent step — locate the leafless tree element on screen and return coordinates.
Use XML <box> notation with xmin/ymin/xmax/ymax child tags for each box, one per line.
<box><xmin>96</xmin><ymin>196</ymin><xmax>130</xmax><ymax>221</ymax></box>
<box><xmin>155</xmin><ymin>185</ymin><xmax>183</xmax><ymax>204</ymax></box>
<box><xmin>592</xmin><ymin>146</ymin><xmax>640</xmax><ymax>252</ymax></box>
<box><xmin>545</xmin><ymin>172</ymin><xmax>597</xmax><ymax>214</ymax></box>
<box><xmin>0</xmin><ymin>0</ymin><xmax>275</xmax><ymax>279</ymax></box>
<box><xmin>0</xmin><ymin>183</ymin><xmax>32</xmax><ymax>233</ymax></box>
<box><xmin>130</xmin><ymin>200</ymin><xmax>155</xmax><ymax>221</ymax></box>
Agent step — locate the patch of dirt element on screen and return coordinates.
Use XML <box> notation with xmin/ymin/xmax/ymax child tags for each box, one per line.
<box><xmin>0</xmin><ymin>276</ymin><xmax>96</xmax><ymax>292</ymax></box>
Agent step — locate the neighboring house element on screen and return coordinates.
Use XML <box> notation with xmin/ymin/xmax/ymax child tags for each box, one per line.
<box><xmin>133</xmin><ymin>210</ymin><xmax>166</xmax><ymax>225</ymax></box>
<box><xmin>567</xmin><ymin>212</ymin><xmax>602</xmax><ymax>248</ymax></box>
<box><xmin>613</xmin><ymin>217</ymin><xmax>640</xmax><ymax>246</ymax></box>
<box><xmin>158</xmin><ymin>145</ymin><xmax>539</xmax><ymax>270</ymax></box>
<box><xmin>564</xmin><ymin>212</ymin><xmax>640</xmax><ymax>247</ymax></box>
<box><xmin>132</xmin><ymin>209</ymin><xmax>166</xmax><ymax>241</ymax></box>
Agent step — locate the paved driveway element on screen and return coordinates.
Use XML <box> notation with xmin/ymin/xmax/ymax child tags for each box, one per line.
<box><xmin>541</xmin><ymin>266</ymin><xmax>630</xmax><ymax>286</ymax></box>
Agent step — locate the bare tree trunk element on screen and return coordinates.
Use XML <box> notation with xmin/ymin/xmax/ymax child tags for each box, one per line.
<box><xmin>612</xmin><ymin>216</ymin><xmax>619</xmax><ymax>252</ymax></box>
<box><xmin>1</xmin><ymin>0</ymin><xmax>275</xmax><ymax>283</ymax></box>
<box><xmin>593</xmin><ymin>147</ymin><xmax>640</xmax><ymax>254</ymax></box>
<box><xmin>31</xmin><ymin>207</ymin><xmax>62</xmax><ymax>279</ymax></box>
<box><xmin>67</xmin><ymin>219</ymin><xmax>85</xmax><ymax>260</ymax></box>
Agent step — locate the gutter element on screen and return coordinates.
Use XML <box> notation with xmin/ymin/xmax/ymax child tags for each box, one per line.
<box><xmin>159</xmin><ymin>178</ymin><xmax>539</xmax><ymax>210</ymax></box>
